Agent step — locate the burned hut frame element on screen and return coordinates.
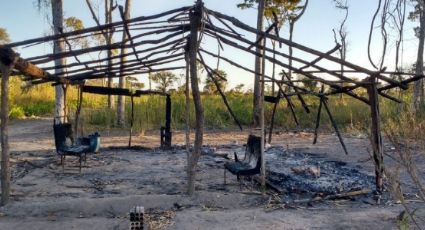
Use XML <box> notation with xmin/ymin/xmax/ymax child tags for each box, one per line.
<box><xmin>0</xmin><ymin>0</ymin><xmax>424</xmax><ymax>204</ymax></box>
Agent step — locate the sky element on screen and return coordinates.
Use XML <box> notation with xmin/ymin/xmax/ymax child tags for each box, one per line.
<box><xmin>0</xmin><ymin>0</ymin><xmax>420</xmax><ymax>90</ymax></box>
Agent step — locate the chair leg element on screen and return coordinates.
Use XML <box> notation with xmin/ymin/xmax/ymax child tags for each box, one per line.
<box><xmin>238</xmin><ymin>175</ymin><xmax>242</xmax><ymax>190</ymax></box>
<box><xmin>62</xmin><ymin>155</ymin><xmax>65</xmax><ymax>172</ymax></box>
<box><xmin>79</xmin><ymin>156</ymin><xmax>82</xmax><ymax>173</ymax></box>
<box><xmin>250</xmin><ymin>176</ymin><xmax>254</xmax><ymax>191</ymax></box>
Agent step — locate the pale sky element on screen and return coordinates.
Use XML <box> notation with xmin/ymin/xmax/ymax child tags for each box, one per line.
<box><xmin>0</xmin><ymin>0</ymin><xmax>420</xmax><ymax>90</ymax></box>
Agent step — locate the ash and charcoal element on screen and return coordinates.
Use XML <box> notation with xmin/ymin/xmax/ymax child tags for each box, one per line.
<box><xmin>266</xmin><ymin>147</ymin><xmax>374</xmax><ymax>195</ymax></box>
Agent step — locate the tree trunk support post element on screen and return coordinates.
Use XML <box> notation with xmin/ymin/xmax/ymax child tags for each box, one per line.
<box><xmin>260</xmin><ymin>35</ymin><xmax>266</xmax><ymax>193</ymax></box>
<box><xmin>74</xmin><ymin>83</ymin><xmax>84</xmax><ymax>139</ymax></box>
<box><xmin>186</xmin><ymin>0</ymin><xmax>204</xmax><ymax>195</ymax></box>
<box><xmin>128</xmin><ymin>96</ymin><xmax>134</xmax><ymax>148</ymax></box>
<box><xmin>367</xmin><ymin>76</ymin><xmax>384</xmax><ymax>194</ymax></box>
<box><xmin>161</xmin><ymin>95</ymin><xmax>172</xmax><ymax>149</ymax></box>
<box><xmin>0</xmin><ymin>55</ymin><xmax>15</xmax><ymax>206</ymax></box>
<box><xmin>184</xmin><ymin>54</ymin><xmax>191</xmax><ymax>152</ymax></box>
<box><xmin>253</xmin><ymin>0</ymin><xmax>266</xmax><ymax>127</ymax></box>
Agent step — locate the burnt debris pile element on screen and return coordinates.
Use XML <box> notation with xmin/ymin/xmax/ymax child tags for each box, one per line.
<box><xmin>266</xmin><ymin>147</ymin><xmax>374</xmax><ymax>195</ymax></box>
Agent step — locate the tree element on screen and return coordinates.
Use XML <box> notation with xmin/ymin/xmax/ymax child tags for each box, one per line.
<box><xmin>63</xmin><ymin>17</ymin><xmax>89</xmax><ymax>49</ymax></box>
<box><xmin>229</xmin><ymin>83</ymin><xmax>245</xmax><ymax>95</ymax></box>
<box><xmin>332</xmin><ymin>0</ymin><xmax>348</xmax><ymax>101</ymax></box>
<box><xmin>203</xmin><ymin>69</ymin><xmax>228</xmax><ymax>94</ymax></box>
<box><xmin>117</xmin><ymin>0</ymin><xmax>132</xmax><ymax>126</ymax></box>
<box><xmin>0</xmin><ymin>28</ymin><xmax>10</xmax><ymax>44</ymax></box>
<box><xmin>299</xmin><ymin>75</ymin><xmax>317</xmax><ymax>92</ymax></box>
<box><xmin>150</xmin><ymin>71</ymin><xmax>177</xmax><ymax>93</ymax></box>
<box><xmin>410</xmin><ymin>0</ymin><xmax>425</xmax><ymax>109</ymax></box>
<box><xmin>85</xmin><ymin>0</ymin><xmax>115</xmax><ymax>108</ymax></box>
<box><xmin>51</xmin><ymin>0</ymin><xmax>67</xmax><ymax>123</ymax></box>
<box><xmin>35</xmin><ymin>0</ymin><xmax>67</xmax><ymax>122</ymax></box>
<box><xmin>126</xmin><ymin>76</ymin><xmax>144</xmax><ymax>89</ymax></box>
<box><xmin>237</xmin><ymin>0</ymin><xmax>302</xmax><ymax>126</ymax></box>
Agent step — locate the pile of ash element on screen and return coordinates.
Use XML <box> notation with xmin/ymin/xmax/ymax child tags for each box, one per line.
<box><xmin>266</xmin><ymin>147</ymin><xmax>374</xmax><ymax>195</ymax></box>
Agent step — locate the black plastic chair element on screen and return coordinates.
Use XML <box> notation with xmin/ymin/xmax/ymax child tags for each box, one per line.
<box><xmin>224</xmin><ymin>135</ymin><xmax>262</xmax><ymax>185</ymax></box>
<box><xmin>53</xmin><ymin>121</ymin><xmax>100</xmax><ymax>172</ymax></box>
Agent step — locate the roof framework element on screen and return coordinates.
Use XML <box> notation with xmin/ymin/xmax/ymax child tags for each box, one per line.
<box><xmin>1</xmin><ymin>3</ymin><xmax>420</xmax><ymax>97</ymax></box>
<box><xmin>0</xmin><ymin>0</ymin><xmax>423</xmax><ymax>202</ymax></box>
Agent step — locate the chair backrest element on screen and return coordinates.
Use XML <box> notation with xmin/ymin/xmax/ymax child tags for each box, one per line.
<box><xmin>88</xmin><ymin>132</ymin><xmax>100</xmax><ymax>153</ymax></box>
<box><xmin>53</xmin><ymin>122</ymin><xmax>74</xmax><ymax>151</ymax></box>
<box><xmin>245</xmin><ymin>135</ymin><xmax>261</xmax><ymax>168</ymax></box>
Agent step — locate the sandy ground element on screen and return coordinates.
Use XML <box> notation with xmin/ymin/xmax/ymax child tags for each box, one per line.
<box><xmin>0</xmin><ymin>118</ymin><xmax>423</xmax><ymax>229</ymax></box>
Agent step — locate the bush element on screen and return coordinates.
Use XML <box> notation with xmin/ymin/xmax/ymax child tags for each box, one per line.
<box><xmin>9</xmin><ymin>106</ymin><xmax>25</xmax><ymax>119</ymax></box>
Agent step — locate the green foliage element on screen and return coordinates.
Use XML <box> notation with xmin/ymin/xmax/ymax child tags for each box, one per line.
<box><xmin>229</xmin><ymin>84</ymin><xmax>245</xmax><ymax>95</ymax></box>
<box><xmin>203</xmin><ymin>69</ymin><xmax>228</xmax><ymax>94</ymax></box>
<box><xmin>298</xmin><ymin>75</ymin><xmax>318</xmax><ymax>92</ymax></box>
<box><xmin>149</xmin><ymin>71</ymin><xmax>177</xmax><ymax>93</ymax></box>
<box><xmin>7</xmin><ymin>77</ymin><xmax>425</xmax><ymax>137</ymax></box>
<box><xmin>64</xmin><ymin>17</ymin><xmax>84</xmax><ymax>30</ymax></box>
<box><xmin>9</xmin><ymin>106</ymin><xmax>25</xmax><ymax>119</ymax></box>
<box><xmin>237</xmin><ymin>0</ymin><xmax>302</xmax><ymax>23</ymax></box>
<box><xmin>126</xmin><ymin>76</ymin><xmax>145</xmax><ymax>89</ymax></box>
<box><xmin>64</xmin><ymin>16</ymin><xmax>89</xmax><ymax>49</ymax></box>
<box><xmin>0</xmin><ymin>27</ymin><xmax>11</xmax><ymax>44</ymax></box>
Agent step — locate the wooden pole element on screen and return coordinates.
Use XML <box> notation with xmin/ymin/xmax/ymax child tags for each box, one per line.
<box><xmin>313</xmin><ymin>97</ymin><xmax>323</xmax><ymax>144</ymax></box>
<box><xmin>260</xmin><ymin>33</ymin><xmax>266</xmax><ymax>192</ymax></box>
<box><xmin>187</xmin><ymin>0</ymin><xmax>204</xmax><ymax>195</ymax></box>
<box><xmin>117</xmin><ymin>0</ymin><xmax>132</xmax><ymax>127</ymax></box>
<box><xmin>0</xmin><ymin>59</ymin><xmax>14</xmax><ymax>206</ymax></box>
<box><xmin>106</xmin><ymin>0</ymin><xmax>114</xmax><ymax>109</ymax></box>
<box><xmin>367</xmin><ymin>76</ymin><xmax>384</xmax><ymax>193</ymax></box>
<box><xmin>185</xmin><ymin>54</ymin><xmax>190</xmax><ymax>152</ymax></box>
<box><xmin>74</xmin><ymin>84</ymin><xmax>84</xmax><ymax>139</ymax></box>
<box><xmin>164</xmin><ymin>95</ymin><xmax>172</xmax><ymax>148</ymax></box>
<box><xmin>322</xmin><ymin>98</ymin><xmax>349</xmax><ymax>155</ymax></box>
<box><xmin>0</xmin><ymin>46</ymin><xmax>55</xmax><ymax>81</ymax></box>
<box><xmin>197</xmin><ymin>54</ymin><xmax>243</xmax><ymax>130</ymax></box>
<box><xmin>128</xmin><ymin>96</ymin><xmax>134</xmax><ymax>148</ymax></box>
<box><xmin>253</xmin><ymin>0</ymin><xmax>265</xmax><ymax>127</ymax></box>
<box><xmin>268</xmin><ymin>97</ymin><xmax>279</xmax><ymax>144</ymax></box>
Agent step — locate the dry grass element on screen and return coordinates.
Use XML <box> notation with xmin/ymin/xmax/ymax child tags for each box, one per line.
<box><xmin>384</xmin><ymin>109</ymin><xmax>425</xmax><ymax>230</ymax></box>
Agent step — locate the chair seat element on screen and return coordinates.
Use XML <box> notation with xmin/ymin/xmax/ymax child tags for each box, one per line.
<box><xmin>224</xmin><ymin>161</ymin><xmax>260</xmax><ymax>176</ymax></box>
<box><xmin>59</xmin><ymin>145</ymin><xmax>91</xmax><ymax>155</ymax></box>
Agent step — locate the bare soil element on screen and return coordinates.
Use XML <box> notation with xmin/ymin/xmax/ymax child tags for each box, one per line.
<box><xmin>0</xmin><ymin>118</ymin><xmax>423</xmax><ymax>229</ymax></box>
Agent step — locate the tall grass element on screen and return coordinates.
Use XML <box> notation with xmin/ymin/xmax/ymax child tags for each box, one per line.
<box><xmin>5</xmin><ymin>78</ymin><xmax>422</xmax><ymax>135</ymax></box>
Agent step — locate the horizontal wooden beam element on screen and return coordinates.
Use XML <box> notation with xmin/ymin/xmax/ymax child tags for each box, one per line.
<box><xmin>6</xmin><ymin>6</ymin><xmax>191</xmax><ymax>48</ymax></box>
<box><xmin>0</xmin><ymin>46</ymin><xmax>55</xmax><ymax>81</ymax></box>
<box><xmin>207</xmin><ymin>8</ymin><xmax>408</xmax><ymax>89</ymax></box>
<box><xmin>82</xmin><ymin>85</ymin><xmax>168</xmax><ymax>97</ymax></box>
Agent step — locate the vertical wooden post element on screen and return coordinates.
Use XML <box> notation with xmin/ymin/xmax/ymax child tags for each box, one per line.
<box><xmin>367</xmin><ymin>76</ymin><xmax>384</xmax><ymax>193</ymax></box>
<box><xmin>164</xmin><ymin>95</ymin><xmax>172</xmax><ymax>148</ymax></box>
<box><xmin>0</xmin><ymin>59</ymin><xmax>13</xmax><ymax>206</ymax></box>
<box><xmin>187</xmin><ymin>0</ymin><xmax>204</xmax><ymax>195</ymax></box>
<box><xmin>74</xmin><ymin>84</ymin><xmax>84</xmax><ymax>139</ymax></box>
<box><xmin>253</xmin><ymin>0</ymin><xmax>266</xmax><ymax>126</ymax></box>
<box><xmin>128</xmin><ymin>96</ymin><xmax>134</xmax><ymax>148</ymax></box>
<box><xmin>260</xmin><ymin>35</ymin><xmax>266</xmax><ymax>192</ymax></box>
<box><xmin>185</xmin><ymin>54</ymin><xmax>190</xmax><ymax>152</ymax></box>
<box><xmin>106</xmin><ymin>0</ymin><xmax>114</xmax><ymax>109</ymax></box>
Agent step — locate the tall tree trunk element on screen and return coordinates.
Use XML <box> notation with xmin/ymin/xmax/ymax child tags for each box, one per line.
<box><xmin>413</xmin><ymin>2</ymin><xmax>425</xmax><ymax>109</ymax></box>
<box><xmin>253</xmin><ymin>0</ymin><xmax>265</xmax><ymax>127</ymax></box>
<box><xmin>185</xmin><ymin>55</ymin><xmax>191</xmax><ymax>152</ymax></box>
<box><xmin>0</xmin><ymin>61</ymin><xmax>13</xmax><ymax>206</ymax></box>
<box><xmin>106</xmin><ymin>0</ymin><xmax>114</xmax><ymax>109</ymax></box>
<box><xmin>187</xmin><ymin>2</ymin><xmax>204</xmax><ymax>195</ymax></box>
<box><xmin>51</xmin><ymin>0</ymin><xmax>66</xmax><ymax>122</ymax></box>
<box><xmin>117</xmin><ymin>0</ymin><xmax>132</xmax><ymax>126</ymax></box>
